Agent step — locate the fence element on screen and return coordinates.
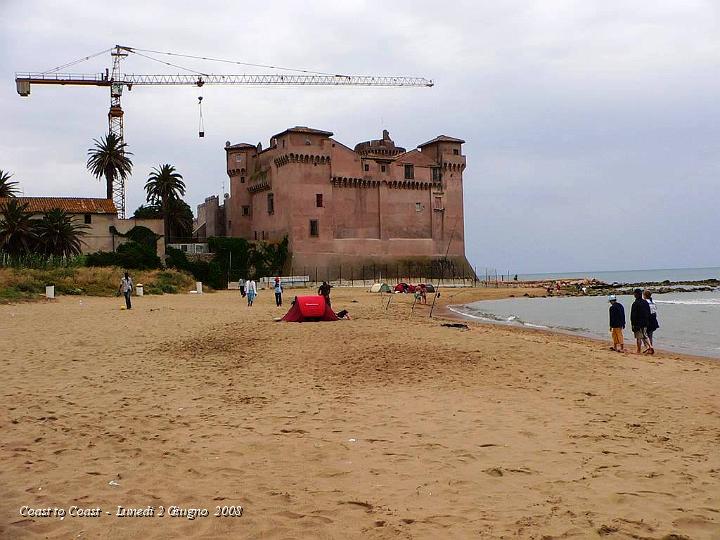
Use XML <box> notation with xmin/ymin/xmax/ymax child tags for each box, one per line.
<box><xmin>259</xmin><ymin>263</ymin><xmax>512</xmax><ymax>289</ymax></box>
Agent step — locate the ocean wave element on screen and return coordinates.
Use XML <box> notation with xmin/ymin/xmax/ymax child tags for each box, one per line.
<box><xmin>655</xmin><ymin>299</ymin><xmax>720</xmax><ymax>306</ymax></box>
<box><xmin>448</xmin><ymin>307</ymin><xmax>550</xmax><ymax>329</ymax></box>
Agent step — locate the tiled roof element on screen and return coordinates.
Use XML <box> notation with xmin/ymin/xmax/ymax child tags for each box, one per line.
<box><xmin>417</xmin><ymin>135</ymin><xmax>465</xmax><ymax>148</ymax></box>
<box><xmin>225</xmin><ymin>143</ymin><xmax>257</xmax><ymax>151</ymax></box>
<box><xmin>272</xmin><ymin>126</ymin><xmax>334</xmax><ymax>139</ymax></box>
<box><xmin>0</xmin><ymin>197</ymin><xmax>117</xmax><ymax>214</ymax></box>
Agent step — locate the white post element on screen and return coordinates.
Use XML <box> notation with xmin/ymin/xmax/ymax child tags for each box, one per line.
<box><xmin>45</xmin><ymin>285</ymin><xmax>55</xmax><ymax>299</ymax></box>
<box><xmin>196</xmin><ymin>282</ymin><xmax>203</xmax><ymax>294</ymax></box>
<box><xmin>136</xmin><ymin>284</ymin><xmax>144</xmax><ymax>297</ymax></box>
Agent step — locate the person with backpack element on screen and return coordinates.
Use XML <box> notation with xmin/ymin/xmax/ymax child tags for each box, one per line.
<box><xmin>643</xmin><ymin>290</ymin><xmax>660</xmax><ymax>349</ymax></box>
<box><xmin>630</xmin><ymin>288</ymin><xmax>653</xmax><ymax>355</ymax></box>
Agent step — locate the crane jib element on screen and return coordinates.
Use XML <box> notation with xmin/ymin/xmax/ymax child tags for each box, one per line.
<box><xmin>15</xmin><ymin>72</ymin><xmax>434</xmax><ymax>95</ymax></box>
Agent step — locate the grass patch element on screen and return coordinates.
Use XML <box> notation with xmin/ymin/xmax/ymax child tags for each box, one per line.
<box><xmin>0</xmin><ymin>267</ymin><xmax>197</xmax><ymax>303</ymax></box>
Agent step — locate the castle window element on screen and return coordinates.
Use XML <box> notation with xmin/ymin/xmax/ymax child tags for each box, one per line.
<box><xmin>262</xmin><ymin>230</ymin><xmax>267</xmax><ymax>240</ymax></box>
<box><xmin>309</xmin><ymin>219</ymin><xmax>319</xmax><ymax>237</ymax></box>
<box><xmin>240</xmin><ymin>176</ymin><xmax>245</xmax><ymax>184</ymax></box>
<box><xmin>242</xmin><ymin>205</ymin><xmax>250</xmax><ymax>216</ymax></box>
<box><xmin>267</xmin><ymin>193</ymin><xmax>274</xmax><ymax>215</ymax></box>
<box><xmin>254</xmin><ymin>231</ymin><xmax>258</xmax><ymax>240</ymax></box>
<box><xmin>381</xmin><ymin>164</ymin><xmax>386</xmax><ymax>173</ymax></box>
<box><xmin>316</xmin><ymin>194</ymin><xmax>323</xmax><ymax>207</ymax></box>
<box><xmin>235</xmin><ymin>155</ymin><xmax>242</xmax><ymax>162</ymax></box>
<box><xmin>84</xmin><ymin>213</ymin><xmax>92</xmax><ymax>224</ymax></box>
<box><xmin>432</xmin><ymin>168</ymin><xmax>441</xmax><ymax>182</ymax></box>
<box><xmin>282</xmin><ymin>139</ymin><xmax>286</xmax><ymax>148</ymax></box>
<box><xmin>453</xmin><ymin>148</ymin><xmax>459</xmax><ymax>155</ymax></box>
<box><xmin>415</xmin><ymin>202</ymin><xmax>423</xmax><ymax>212</ymax></box>
<box><xmin>435</xmin><ymin>196</ymin><xmax>443</xmax><ymax>210</ymax></box>
<box><xmin>404</xmin><ymin>164</ymin><xmax>414</xmax><ymax>180</ymax></box>
<box><xmin>364</xmin><ymin>163</ymin><xmax>369</xmax><ymax>172</ymax></box>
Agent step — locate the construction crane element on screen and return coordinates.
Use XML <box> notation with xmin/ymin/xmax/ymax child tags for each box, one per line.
<box><xmin>15</xmin><ymin>45</ymin><xmax>434</xmax><ymax>218</ymax></box>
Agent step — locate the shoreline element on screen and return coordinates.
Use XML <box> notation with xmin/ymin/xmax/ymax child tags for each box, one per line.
<box><xmin>437</xmin><ymin>290</ymin><xmax>719</xmax><ymax>362</ymax></box>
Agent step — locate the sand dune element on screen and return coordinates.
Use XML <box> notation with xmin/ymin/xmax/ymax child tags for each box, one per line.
<box><xmin>1</xmin><ymin>287</ymin><xmax>718</xmax><ymax>539</ymax></box>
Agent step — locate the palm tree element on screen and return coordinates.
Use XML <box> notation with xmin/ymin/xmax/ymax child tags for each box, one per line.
<box><xmin>0</xmin><ymin>199</ymin><xmax>36</xmax><ymax>255</ymax></box>
<box><xmin>145</xmin><ymin>164</ymin><xmax>186</xmax><ymax>244</ymax></box>
<box><xmin>0</xmin><ymin>170</ymin><xmax>20</xmax><ymax>197</ymax></box>
<box><xmin>86</xmin><ymin>133</ymin><xmax>133</xmax><ymax>200</ymax></box>
<box><xmin>165</xmin><ymin>198</ymin><xmax>194</xmax><ymax>240</ymax></box>
<box><xmin>34</xmin><ymin>209</ymin><xmax>88</xmax><ymax>258</ymax></box>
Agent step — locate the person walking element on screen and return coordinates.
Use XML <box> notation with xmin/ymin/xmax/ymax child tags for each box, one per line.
<box><xmin>608</xmin><ymin>294</ymin><xmax>625</xmax><ymax>352</ymax></box>
<box><xmin>239</xmin><ymin>277</ymin><xmax>246</xmax><ymax>298</ymax></box>
<box><xmin>245</xmin><ymin>278</ymin><xmax>257</xmax><ymax>307</ymax></box>
<box><xmin>118</xmin><ymin>271</ymin><xmax>133</xmax><ymax>310</ymax></box>
<box><xmin>274</xmin><ymin>277</ymin><xmax>283</xmax><ymax>307</ymax></box>
<box><xmin>630</xmin><ymin>288</ymin><xmax>653</xmax><ymax>354</ymax></box>
<box><xmin>643</xmin><ymin>290</ymin><xmax>659</xmax><ymax>348</ymax></box>
<box><xmin>318</xmin><ymin>281</ymin><xmax>332</xmax><ymax>307</ymax></box>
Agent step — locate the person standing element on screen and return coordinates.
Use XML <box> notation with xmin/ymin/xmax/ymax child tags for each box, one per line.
<box><xmin>245</xmin><ymin>278</ymin><xmax>257</xmax><ymax>307</ymax></box>
<box><xmin>274</xmin><ymin>277</ymin><xmax>283</xmax><ymax>307</ymax></box>
<box><xmin>630</xmin><ymin>288</ymin><xmax>653</xmax><ymax>355</ymax></box>
<box><xmin>239</xmin><ymin>277</ymin><xmax>246</xmax><ymax>298</ymax></box>
<box><xmin>318</xmin><ymin>281</ymin><xmax>332</xmax><ymax>307</ymax></box>
<box><xmin>118</xmin><ymin>271</ymin><xmax>133</xmax><ymax>310</ymax></box>
<box><xmin>643</xmin><ymin>290</ymin><xmax>659</xmax><ymax>348</ymax></box>
<box><xmin>608</xmin><ymin>295</ymin><xmax>625</xmax><ymax>352</ymax></box>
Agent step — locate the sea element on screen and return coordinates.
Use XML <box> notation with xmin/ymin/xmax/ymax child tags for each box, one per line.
<box><xmin>453</xmin><ymin>267</ymin><xmax>720</xmax><ymax>359</ymax></box>
<box><xmin>518</xmin><ymin>267</ymin><xmax>720</xmax><ymax>284</ymax></box>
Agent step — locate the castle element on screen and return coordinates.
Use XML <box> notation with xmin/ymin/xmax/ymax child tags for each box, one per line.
<box><xmin>197</xmin><ymin>127</ymin><xmax>469</xmax><ymax>277</ymax></box>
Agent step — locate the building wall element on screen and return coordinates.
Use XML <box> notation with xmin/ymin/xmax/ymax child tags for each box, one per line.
<box><xmin>222</xmin><ymin>129</ymin><xmax>469</xmax><ymax>276</ymax></box>
<box><xmin>195</xmin><ymin>195</ymin><xmax>226</xmax><ymax>240</ymax></box>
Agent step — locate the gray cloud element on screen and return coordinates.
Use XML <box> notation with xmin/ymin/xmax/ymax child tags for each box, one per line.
<box><xmin>1</xmin><ymin>0</ymin><xmax>718</xmax><ymax>273</ymax></box>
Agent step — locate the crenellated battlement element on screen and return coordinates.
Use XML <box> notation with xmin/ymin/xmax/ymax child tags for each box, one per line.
<box><xmin>274</xmin><ymin>153</ymin><xmax>331</xmax><ymax>167</ymax></box>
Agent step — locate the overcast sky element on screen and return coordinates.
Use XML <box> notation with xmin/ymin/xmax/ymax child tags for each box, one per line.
<box><xmin>1</xmin><ymin>0</ymin><xmax>718</xmax><ymax>273</ymax></box>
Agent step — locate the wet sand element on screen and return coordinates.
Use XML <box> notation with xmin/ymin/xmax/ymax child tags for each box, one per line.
<box><xmin>1</xmin><ymin>287</ymin><xmax>719</xmax><ymax>539</ymax></box>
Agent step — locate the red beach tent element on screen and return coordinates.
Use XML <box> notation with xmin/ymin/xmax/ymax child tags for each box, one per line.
<box><xmin>280</xmin><ymin>295</ymin><xmax>339</xmax><ymax>322</ymax></box>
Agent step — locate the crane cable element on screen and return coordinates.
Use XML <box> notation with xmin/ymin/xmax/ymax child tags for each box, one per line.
<box><xmin>126</xmin><ymin>49</ymin><xmax>209</xmax><ymax>76</ymax></box>
<box><xmin>41</xmin><ymin>47</ymin><xmax>114</xmax><ymax>74</ymax></box>
<box><xmin>128</xmin><ymin>46</ymin><xmax>345</xmax><ymax>77</ymax></box>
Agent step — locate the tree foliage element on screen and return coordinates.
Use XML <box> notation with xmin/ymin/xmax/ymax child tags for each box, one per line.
<box><xmin>86</xmin><ymin>133</ymin><xmax>133</xmax><ymax>200</ymax></box>
<box><xmin>0</xmin><ymin>170</ymin><xmax>20</xmax><ymax>197</ymax></box>
<box><xmin>145</xmin><ymin>164</ymin><xmax>186</xmax><ymax>244</ymax></box>
<box><xmin>0</xmin><ymin>199</ymin><xmax>36</xmax><ymax>256</ymax></box>
<box><xmin>33</xmin><ymin>209</ymin><xmax>88</xmax><ymax>258</ymax></box>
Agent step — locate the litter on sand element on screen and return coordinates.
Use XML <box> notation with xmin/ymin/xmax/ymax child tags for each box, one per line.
<box><xmin>441</xmin><ymin>323</ymin><xmax>469</xmax><ymax>330</ymax></box>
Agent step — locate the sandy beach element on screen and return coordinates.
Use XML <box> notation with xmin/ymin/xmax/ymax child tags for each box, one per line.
<box><xmin>1</xmin><ymin>286</ymin><xmax>719</xmax><ymax>539</ymax></box>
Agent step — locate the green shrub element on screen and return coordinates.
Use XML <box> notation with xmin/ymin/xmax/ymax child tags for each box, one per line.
<box><xmin>85</xmin><ymin>241</ymin><xmax>161</xmax><ymax>270</ymax></box>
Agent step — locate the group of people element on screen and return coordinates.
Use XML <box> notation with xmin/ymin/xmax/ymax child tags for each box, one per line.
<box><xmin>239</xmin><ymin>278</ymin><xmax>259</xmax><ymax>306</ymax></box>
<box><xmin>239</xmin><ymin>277</ymin><xmax>291</xmax><ymax>308</ymax></box>
<box><xmin>608</xmin><ymin>288</ymin><xmax>659</xmax><ymax>354</ymax></box>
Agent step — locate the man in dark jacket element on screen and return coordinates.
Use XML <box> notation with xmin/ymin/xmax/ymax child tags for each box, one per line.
<box><xmin>608</xmin><ymin>295</ymin><xmax>625</xmax><ymax>352</ymax></box>
<box><xmin>630</xmin><ymin>288</ymin><xmax>653</xmax><ymax>354</ymax></box>
<box><xmin>318</xmin><ymin>281</ymin><xmax>332</xmax><ymax>308</ymax></box>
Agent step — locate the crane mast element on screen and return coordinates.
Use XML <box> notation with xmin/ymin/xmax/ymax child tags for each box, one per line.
<box><xmin>15</xmin><ymin>45</ymin><xmax>434</xmax><ymax>218</ymax></box>
<box><xmin>108</xmin><ymin>46</ymin><xmax>128</xmax><ymax>215</ymax></box>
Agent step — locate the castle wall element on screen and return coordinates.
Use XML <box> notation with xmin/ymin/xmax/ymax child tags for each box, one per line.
<box><xmin>221</xmin><ymin>128</ymin><xmax>468</xmax><ymax>278</ymax></box>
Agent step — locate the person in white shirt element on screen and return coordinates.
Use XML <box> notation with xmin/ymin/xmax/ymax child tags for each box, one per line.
<box><xmin>118</xmin><ymin>271</ymin><xmax>133</xmax><ymax>310</ymax></box>
<box><xmin>245</xmin><ymin>279</ymin><xmax>257</xmax><ymax>307</ymax></box>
